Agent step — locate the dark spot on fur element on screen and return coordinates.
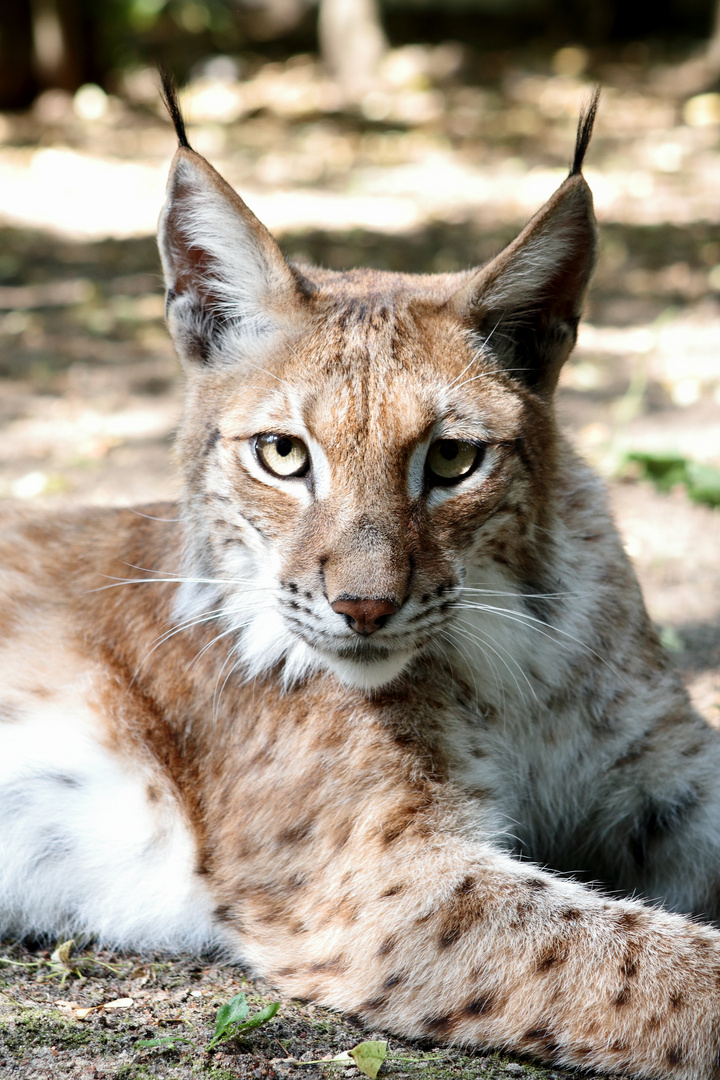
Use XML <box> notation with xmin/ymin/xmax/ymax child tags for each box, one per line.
<box><xmin>669</xmin><ymin>991</ymin><xmax>684</xmax><ymax>1010</ymax></box>
<box><xmin>630</xmin><ymin>791</ymin><xmax>699</xmax><ymax>869</ymax></box>
<box><xmin>561</xmin><ymin>907</ymin><xmax>581</xmax><ymax>921</ymax></box>
<box><xmin>614</xmin><ymin>986</ymin><xmax>630</xmax><ymax>1007</ymax></box>
<box><xmin>524</xmin><ymin>1025</ymin><xmax>553</xmax><ymax>1043</ymax></box>
<box><xmin>287</xmin><ymin>582</ymin><xmax>298</xmax><ymax>593</ymax></box>
<box><xmin>512</xmin><ymin>899</ymin><xmax>533</xmax><ymax>926</ymax></box>
<box><xmin>383</xmin><ymin>973</ymin><xmax>403</xmax><ymax>989</ymax></box>
<box><xmin>537</xmin><ymin>944</ymin><xmax>567</xmax><ymax>972</ymax></box>
<box><xmin>379</xmin><ymin>800</ymin><xmax>429</xmax><ymax>846</ymax></box>
<box><xmin>463</xmin><ymin>993</ymin><xmax>496</xmax><ymax>1016</ymax></box>
<box><xmin>203</xmin><ymin>427</ymin><xmax>221</xmax><ymax>456</ymax></box>
<box><xmin>214</xmin><ymin>904</ymin><xmax>233</xmax><ymax>923</ymax></box>
<box><xmin>617</xmin><ymin>910</ymin><xmax>641</xmax><ymax>931</ymax></box>
<box><xmin>422</xmin><ymin>1014</ymin><xmax>453</xmax><ymax>1037</ymax></box>
<box><xmin>666</xmin><ymin>1047</ymin><xmax>684</xmax><ymax>1067</ymax></box>
<box><xmin>378</xmin><ymin>935</ymin><xmax>398</xmax><ymax>957</ymax></box>
<box><xmin>421</xmin><ymin>593</ymin><xmax>430</xmax><ymax>604</ymax></box>
<box><xmin>523</xmin><ymin>589</ymin><xmax>556</xmax><ymax>625</ymax></box>
<box><xmin>311</xmin><ymin>955</ymin><xmax>346</xmax><ymax>974</ymax></box>
<box><xmin>381</xmin><ymin>821</ymin><xmax>407</xmax><ymax>846</ymax></box>
<box><xmin>436</xmin><ymin>873</ymin><xmax>484</xmax><ymax>948</ymax></box>
<box><xmin>277</xmin><ymin>819</ymin><xmax>315</xmax><ymax>845</ymax></box>
<box><xmin>612</xmin><ymin>737</ymin><xmax>650</xmax><ymax>769</ymax></box>
<box><xmin>438</xmin><ymin>925</ymin><xmax>463</xmax><ymax>949</ymax></box>
<box><xmin>524</xmin><ymin>877</ymin><xmax>548</xmax><ymax>891</ymax></box>
<box><xmin>360</xmin><ymin>996</ymin><xmax>387</xmax><ymax>1013</ymax></box>
<box><xmin>455</xmin><ymin>875</ymin><xmax>476</xmax><ymax>894</ymax></box>
<box><xmin>338</xmin><ymin>897</ymin><xmax>360</xmax><ymax>924</ymax></box>
<box><xmin>195</xmin><ymin>853</ymin><xmax>211</xmax><ymax>877</ymax></box>
<box><xmin>575</xmin><ymin>1045</ymin><xmax>596</xmax><ymax>1062</ymax></box>
<box><xmin>380</xmin><ymin>884</ymin><xmax>404</xmax><ymax>898</ymax></box>
<box><xmin>622</xmin><ymin>953</ymin><xmax>640</xmax><ymax>980</ymax></box>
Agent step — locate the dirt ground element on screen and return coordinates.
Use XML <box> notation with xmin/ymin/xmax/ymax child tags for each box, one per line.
<box><xmin>0</xmin><ymin>46</ymin><xmax>719</xmax><ymax>1080</ymax></box>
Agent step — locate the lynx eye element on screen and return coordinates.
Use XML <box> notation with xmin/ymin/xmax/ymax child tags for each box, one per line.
<box><xmin>426</xmin><ymin>439</ymin><xmax>483</xmax><ymax>485</ymax></box>
<box><xmin>255</xmin><ymin>434</ymin><xmax>310</xmax><ymax>478</ymax></box>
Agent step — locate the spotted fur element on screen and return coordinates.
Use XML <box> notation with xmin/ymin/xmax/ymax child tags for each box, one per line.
<box><xmin>2</xmin><ymin>91</ymin><xmax>720</xmax><ymax>1079</ymax></box>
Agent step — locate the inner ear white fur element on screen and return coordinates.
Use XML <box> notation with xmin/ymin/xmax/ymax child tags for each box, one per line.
<box><xmin>452</xmin><ymin>175</ymin><xmax>597</xmax><ymax>393</ymax></box>
<box><xmin>158</xmin><ymin>149</ymin><xmax>303</xmax><ymax>368</ymax></box>
<box><xmin>469</xmin><ymin>177</ymin><xmax>596</xmax><ymax>310</ymax></box>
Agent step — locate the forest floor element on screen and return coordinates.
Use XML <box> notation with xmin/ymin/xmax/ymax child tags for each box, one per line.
<box><xmin>0</xmin><ymin>43</ymin><xmax>719</xmax><ymax>1080</ymax></box>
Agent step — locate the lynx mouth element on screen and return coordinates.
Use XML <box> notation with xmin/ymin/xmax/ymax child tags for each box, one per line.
<box><xmin>314</xmin><ymin>641</ymin><xmax>415</xmax><ymax>690</ymax></box>
<box><xmin>331</xmin><ymin>641</ymin><xmax>392</xmax><ymax>663</ymax></box>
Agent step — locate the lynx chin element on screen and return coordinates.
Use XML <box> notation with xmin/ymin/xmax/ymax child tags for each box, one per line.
<box><xmin>2</xmin><ymin>82</ymin><xmax>720</xmax><ymax>1080</ymax></box>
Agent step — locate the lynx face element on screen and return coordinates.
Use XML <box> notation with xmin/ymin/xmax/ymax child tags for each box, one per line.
<box><xmin>159</xmin><ymin>125</ymin><xmax>595</xmax><ymax>691</ymax></box>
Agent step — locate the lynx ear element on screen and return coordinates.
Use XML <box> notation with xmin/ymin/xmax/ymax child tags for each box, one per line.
<box><xmin>158</xmin><ymin>146</ymin><xmax>305</xmax><ymax>367</ymax></box>
<box><xmin>452</xmin><ymin>98</ymin><xmax>599</xmax><ymax>394</ymax></box>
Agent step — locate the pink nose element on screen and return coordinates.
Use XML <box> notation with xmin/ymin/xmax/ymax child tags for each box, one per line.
<box><xmin>331</xmin><ymin>597</ymin><xmax>398</xmax><ymax>635</ymax></box>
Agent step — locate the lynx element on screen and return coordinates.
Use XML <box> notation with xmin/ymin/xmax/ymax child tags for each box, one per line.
<box><xmin>2</xmin><ymin>81</ymin><xmax>720</xmax><ymax>1079</ymax></box>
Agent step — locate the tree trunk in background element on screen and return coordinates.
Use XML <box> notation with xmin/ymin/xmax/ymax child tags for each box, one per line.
<box><xmin>318</xmin><ymin>0</ymin><xmax>388</xmax><ymax>102</ymax></box>
<box><xmin>0</xmin><ymin>0</ymin><xmax>37</xmax><ymax>108</ymax></box>
<box><xmin>31</xmin><ymin>0</ymin><xmax>95</xmax><ymax>92</ymax></box>
<box><xmin>653</xmin><ymin>0</ymin><xmax>720</xmax><ymax>97</ymax></box>
<box><xmin>0</xmin><ymin>0</ymin><xmax>97</xmax><ymax>109</ymax></box>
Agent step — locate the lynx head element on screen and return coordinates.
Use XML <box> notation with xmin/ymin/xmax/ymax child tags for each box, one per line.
<box><xmin>157</xmin><ymin>74</ymin><xmax>598</xmax><ymax>693</ymax></box>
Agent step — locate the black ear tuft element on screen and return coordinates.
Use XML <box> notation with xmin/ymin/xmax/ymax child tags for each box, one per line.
<box><xmin>158</xmin><ymin>67</ymin><xmax>192</xmax><ymax>150</ymax></box>
<box><xmin>570</xmin><ymin>87</ymin><xmax>600</xmax><ymax>176</ymax></box>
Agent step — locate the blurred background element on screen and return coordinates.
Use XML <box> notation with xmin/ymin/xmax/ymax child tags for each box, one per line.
<box><xmin>0</xmin><ymin>0</ymin><xmax>718</xmax><ymax>717</ymax></box>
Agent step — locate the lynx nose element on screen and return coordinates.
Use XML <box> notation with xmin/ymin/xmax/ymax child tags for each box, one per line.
<box><xmin>331</xmin><ymin>597</ymin><xmax>398</xmax><ymax>635</ymax></box>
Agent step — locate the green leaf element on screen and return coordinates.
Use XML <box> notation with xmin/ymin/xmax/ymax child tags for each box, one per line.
<box><xmin>213</xmin><ymin>992</ymin><xmax>249</xmax><ymax>1040</ymax></box>
<box><xmin>686</xmin><ymin>462</ymin><xmax>720</xmax><ymax>507</ymax></box>
<box><xmin>659</xmin><ymin>625</ymin><xmax>685</xmax><ymax>654</ymax></box>
<box><xmin>348</xmin><ymin>1041</ymin><xmax>387</xmax><ymax>1079</ymax></box>
<box><xmin>625</xmin><ymin>451</ymin><xmax>688</xmax><ymax>491</ymax></box>
<box><xmin>208</xmin><ymin>994</ymin><xmax>280</xmax><ymax>1048</ymax></box>
<box><xmin>233</xmin><ymin>1001</ymin><xmax>281</xmax><ymax>1033</ymax></box>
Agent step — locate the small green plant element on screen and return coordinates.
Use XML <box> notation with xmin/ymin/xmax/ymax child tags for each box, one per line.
<box><xmin>288</xmin><ymin>1040</ymin><xmax>454</xmax><ymax>1078</ymax></box>
<box><xmin>0</xmin><ymin>939</ymin><xmax>124</xmax><ymax>985</ymax></box>
<box><xmin>333</xmin><ymin>1041</ymin><xmax>387</xmax><ymax>1079</ymax></box>
<box><xmin>625</xmin><ymin>450</ymin><xmax>720</xmax><ymax>508</ymax></box>
<box><xmin>136</xmin><ymin>991</ymin><xmax>280</xmax><ymax>1052</ymax></box>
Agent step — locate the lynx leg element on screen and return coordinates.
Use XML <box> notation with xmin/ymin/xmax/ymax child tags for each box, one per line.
<box><xmin>226</xmin><ymin>835</ymin><xmax>720</xmax><ymax>1080</ymax></box>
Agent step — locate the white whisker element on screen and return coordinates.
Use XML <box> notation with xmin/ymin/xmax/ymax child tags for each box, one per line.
<box><xmin>451</xmin><ymin>616</ymin><xmax>536</xmax><ymax>706</ymax></box>
<box><xmin>456</xmin><ymin>602</ymin><xmax>628</xmax><ymax>687</ymax></box>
